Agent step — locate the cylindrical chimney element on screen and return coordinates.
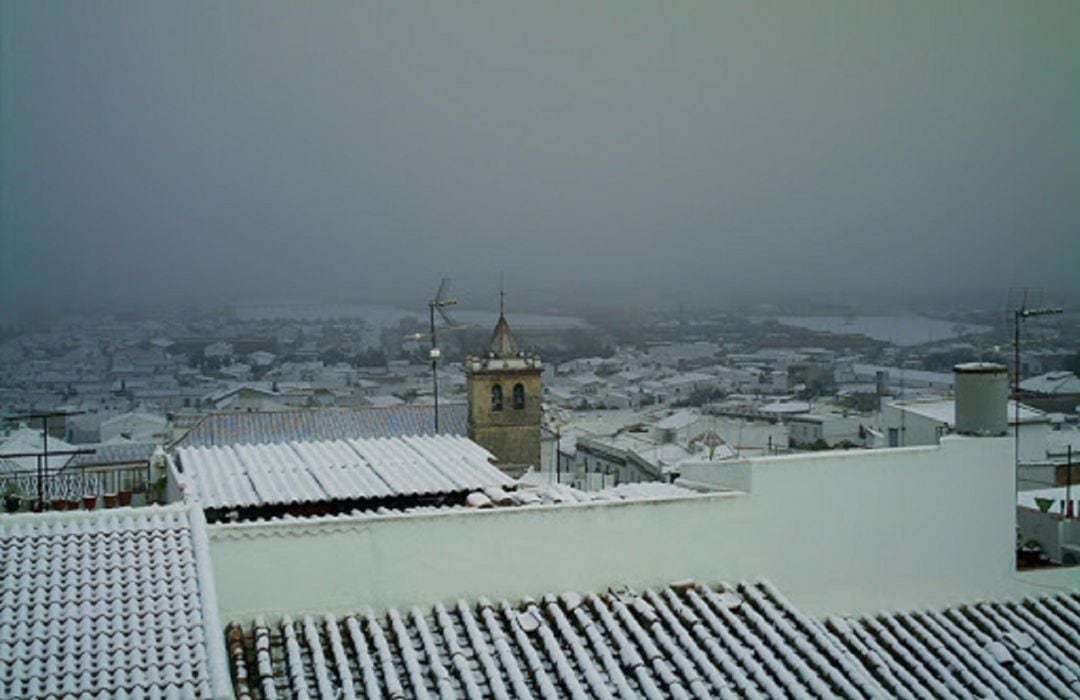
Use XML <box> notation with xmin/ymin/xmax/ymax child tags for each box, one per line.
<box><xmin>953</xmin><ymin>362</ymin><xmax>1008</xmax><ymax>436</ymax></box>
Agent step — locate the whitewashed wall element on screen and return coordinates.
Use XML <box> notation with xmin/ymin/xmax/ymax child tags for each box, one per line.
<box><xmin>209</xmin><ymin>436</ymin><xmax>1024</xmax><ymax>621</ymax></box>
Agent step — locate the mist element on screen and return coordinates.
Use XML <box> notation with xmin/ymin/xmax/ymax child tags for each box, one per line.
<box><xmin>2</xmin><ymin>1</ymin><xmax>1078</xmax><ymax>321</ymax></box>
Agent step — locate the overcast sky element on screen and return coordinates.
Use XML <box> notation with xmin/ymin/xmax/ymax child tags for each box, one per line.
<box><xmin>2</xmin><ymin>2</ymin><xmax>1078</xmax><ymax>320</ymax></box>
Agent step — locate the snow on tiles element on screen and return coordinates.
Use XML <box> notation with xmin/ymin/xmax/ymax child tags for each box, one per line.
<box><xmin>174</xmin><ymin>434</ymin><xmax>515</xmax><ymax>513</ymax></box>
<box><xmin>0</xmin><ymin>505</ymin><xmax>232</xmax><ymax>699</ymax></box>
<box><xmin>224</xmin><ymin>581</ymin><xmax>1080</xmax><ymax>699</ymax></box>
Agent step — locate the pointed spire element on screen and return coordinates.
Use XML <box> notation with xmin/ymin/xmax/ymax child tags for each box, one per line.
<box><xmin>490</xmin><ymin>281</ymin><xmax>518</xmax><ymax>358</ymax></box>
<box><xmin>489</xmin><ymin>314</ymin><xmax>518</xmax><ymax>358</ymax></box>
<box><xmin>499</xmin><ymin>271</ymin><xmax>505</xmax><ymax>316</ymax></box>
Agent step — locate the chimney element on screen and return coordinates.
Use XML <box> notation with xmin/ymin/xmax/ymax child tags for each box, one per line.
<box><xmin>953</xmin><ymin>362</ymin><xmax>1008</xmax><ymax>436</ymax></box>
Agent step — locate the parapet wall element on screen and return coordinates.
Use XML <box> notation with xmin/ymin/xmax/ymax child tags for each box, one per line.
<box><xmin>209</xmin><ymin>436</ymin><xmax>1017</xmax><ymax>621</ymax></box>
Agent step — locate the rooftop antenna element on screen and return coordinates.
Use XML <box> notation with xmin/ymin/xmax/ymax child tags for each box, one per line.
<box><xmin>428</xmin><ymin>278</ymin><xmax>458</xmax><ymax>433</ymax></box>
<box><xmin>1007</xmin><ymin>287</ymin><xmax>1063</xmax><ymax>484</ymax></box>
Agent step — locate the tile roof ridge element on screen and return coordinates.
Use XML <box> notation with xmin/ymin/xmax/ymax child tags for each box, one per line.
<box><xmin>186</xmin><ymin>503</ymin><xmax>232</xmax><ymax>699</ymax></box>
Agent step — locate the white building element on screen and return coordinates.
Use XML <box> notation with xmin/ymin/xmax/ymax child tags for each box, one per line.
<box><xmin>879</xmin><ymin>397</ymin><xmax>1051</xmax><ymax>459</ymax></box>
<box><xmin>99</xmin><ymin>409</ymin><xmax>168</xmax><ymax>443</ymax></box>
<box><xmin>785</xmin><ymin>411</ymin><xmax>866</xmax><ymax>448</ymax></box>
<box><xmin>4</xmin><ymin>366</ymin><xmax>1080</xmax><ymax>697</ymax></box>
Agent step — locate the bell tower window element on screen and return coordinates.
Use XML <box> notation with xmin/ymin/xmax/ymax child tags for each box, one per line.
<box><xmin>512</xmin><ymin>383</ymin><xmax>525</xmax><ymax>410</ymax></box>
<box><xmin>491</xmin><ymin>384</ymin><xmax>503</xmax><ymax>411</ymax></box>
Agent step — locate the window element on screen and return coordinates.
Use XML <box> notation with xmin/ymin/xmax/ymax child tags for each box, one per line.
<box><xmin>512</xmin><ymin>383</ymin><xmax>525</xmax><ymax>409</ymax></box>
<box><xmin>491</xmin><ymin>384</ymin><xmax>503</xmax><ymax>411</ymax></box>
<box><xmin>888</xmin><ymin>428</ymin><xmax>899</xmax><ymax>448</ymax></box>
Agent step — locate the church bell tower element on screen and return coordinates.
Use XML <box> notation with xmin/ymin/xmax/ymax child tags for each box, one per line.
<box><xmin>466</xmin><ymin>306</ymin><xmax>542</xmax><ymax>476</ymax></box>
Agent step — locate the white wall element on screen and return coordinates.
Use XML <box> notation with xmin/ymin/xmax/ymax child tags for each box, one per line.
<box><xmin>881</xmin><ymin>403</ymin><xmax>1053</xmax><ymax>461</ymax></box>
<box><xmin>208</xmin><ymin>436</ymin><xmax>1038</xmax><ymax>623</ymax></box>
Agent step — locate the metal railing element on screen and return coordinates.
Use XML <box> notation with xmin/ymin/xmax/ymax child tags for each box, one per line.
<box><xmin>1</xmin><ymin>465</ymin><xmax>150</xmax><ymax>510</ymax></box>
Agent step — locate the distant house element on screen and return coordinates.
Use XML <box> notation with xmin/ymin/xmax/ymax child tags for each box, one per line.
<box><xmin>1019</xmin><ymin>370</ymin><xmax>1080</xmax><ymax>413</ymax></box>
<box><xmin>203</xmin><ymin>385</ymin><xmax>287</xmax><ymax>412</ymax></box>
<box><xmin>99</xmin><ymin>409</ymin><xmax>168</xmax><ymax>443</ymax></box>
<box><xmin>784</xmin><ymin>412</ymin><xmax>865</xmax><ymax>448</ymax></box>
<box><xmin>879</xmin><ymin>398</ymin><xmax>1051</xmax><ymax>459</ymax></box>
<box><xmin>248</xmin><ymin>350</ymin><xmax>277</xmax><ymax>367</ymax></box>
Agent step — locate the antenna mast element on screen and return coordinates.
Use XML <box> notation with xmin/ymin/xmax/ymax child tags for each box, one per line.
<box><xmin>428</xmin><ymin>278</ymin><xmax>457</xmax><ymax>433</ymax></box>
<box><xmin>1008</xmin><ymin>287</ymin><xmax>1063</xmax><ymax>481</ymax></box>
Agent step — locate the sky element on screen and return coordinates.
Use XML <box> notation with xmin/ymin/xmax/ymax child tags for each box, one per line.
<box><xmin>2</xmin><ymin>2</ymin><xmax>1078</xmax><ymax>321</ymax></box>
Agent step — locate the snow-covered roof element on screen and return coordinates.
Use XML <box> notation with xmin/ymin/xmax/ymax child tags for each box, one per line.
<box><xmin>663</xmin><ymin>371</ymin><xmax>716</xmax><ymax>385</ymax></box>
<box><xmin>66</xmin><ymin>441</ymin><xmax>157</xmax><ymax>468</ymax></box>
<box><xmin>655</xmin><ymin>409</ymin><xmax>701</xmax><ymax>431</ymax></box>
<box><xmin>176</xmin><ymin>434</ymin><xmax>514</xmax><ymax>510</ymax></box>
<box><xmin>850</xmin><ymin>363</ymin><xmax>955</xmax><ymax>387</ymax></box>
<box><xmin>0</xmin><ymin>427</ymin><xmax>75</xmax><ymax>474</ymax></box>
<box><xmin>892</xmin><ymin>399</ymin><xmax>1048</xmax><ymax>426</ymax></box>
<box><xmin>761</xmin><ymin>400</ymin><xmax>812</xmax><ymax>415</ymax></box>
<box><xmin>224</xmin><ymin>579</ymin><xmax>1080</xmax><ymax>699</ymax></box>
<box><xmin>0</xmin><ymin>505</ymin><xmax>231</xmax><ymax>698</ymax></box>
<box><xmin>175</xmin><ymin>404</ymin><xmax>468</xmax><ymax>448</ymax></box>
<box><xmin>365</xmin><ymin>394</ymin><xmax>406</xmax><ymax>408</ymax></box>
<box><xmin>1020</xmin><ymin>371</ymin><xmax>1080</xmax><ymax>396</ymax></box>
<box><xmin>225</xmin><ymin>581</ymin><xmax>868</xmax><ymax>699</ymax></box>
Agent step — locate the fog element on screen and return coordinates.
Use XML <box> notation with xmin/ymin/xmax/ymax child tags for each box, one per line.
<box><xmin>2</xmin><ymin>2</ymin><xmax>1078</xmax><ymax>321</ymax></box>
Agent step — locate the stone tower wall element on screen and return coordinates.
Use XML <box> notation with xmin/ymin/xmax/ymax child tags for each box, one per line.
<box><xmin>467</xmin><ymin>366</ymin><xmax>542</xmax><ymax>472</ymax></box>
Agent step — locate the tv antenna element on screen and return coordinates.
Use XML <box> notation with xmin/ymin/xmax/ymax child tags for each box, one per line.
<box><xmin>1007</xmin><ymin>287</ymin><xmax>1063</xmax><ymax>481</ymax></box>
<box><xmin>427</xmin><ymin>277</ymin><xmax>458</xmax><ymax>433</ymax></box>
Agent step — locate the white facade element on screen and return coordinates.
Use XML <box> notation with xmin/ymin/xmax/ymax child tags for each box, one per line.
<box><xmin>785</xmin><ymin>413</ymin><xmax>864</xmax><ymax>447</ymax></box>
<box><xmin>879</xmin><ymin>399</ymin><xmax>1052</xmax><ymax>461</ymax></box>
<box><xmin>206</xmin><ymin>435</ymin><xmax>1063</xmax><ymax>622</ymax></box>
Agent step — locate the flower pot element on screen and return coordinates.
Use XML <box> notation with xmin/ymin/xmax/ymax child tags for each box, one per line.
<box><xmin>117</xmin><ymin>490</ymin><xmax>132</xmax><ymax>507</ymax></box>
<box><xmin>103</xmin><ymin>493</ymin><xmax>118</xmax><ymax>508</ymax></box>
<box><xmin>66</xmin><ymin>499</ymin><xmax>80</xmax><ymax>511</ymax></box>
<box><xmin>83</xmin><ymin>494</ymin><xmax>97</xmax><ymax>510</ymax></box>
<box><xmin>53</xmin><ymin>499</ymin><xmax>67</xmax><ymax>511</ymax></box>
<box><xmin>4</xmin><ymin>496</ymin><xmax>19</xmax><ymax>513</ymax></box>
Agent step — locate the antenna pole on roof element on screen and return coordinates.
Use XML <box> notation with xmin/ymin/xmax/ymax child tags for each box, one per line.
<box><xmin>1008</xmin><ymin>287</ymin><xmax>1063</xmax><ymax>491</ymax></box>
<box><xmin>428</xmin><ymin>278</ymin><xmax>458</xmax><ymax>434</ymax></box>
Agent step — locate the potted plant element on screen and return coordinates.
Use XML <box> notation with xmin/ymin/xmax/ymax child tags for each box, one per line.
<box><xmin>103</xmin><ymin>493</ymin><xmax>118</xmax><ymax>508</ymax></box>
<box><xmin>147</xmin><ymin>476</ymin><xmax>168</xmax><ymax>505</ymax></box>
<box><xmin>117</xmin><ymin>488</ymin><xmax>132</xmax><ymax>506</ymax></box>
<box><xmin>82</xmin><ymin>494</ymin><xmax>97</xmax><ymax>510</ymax></box>
<box><xmin>3</xmin><ymin>484</ymin><xmax>20</xmax><ymax>513</ymax></box>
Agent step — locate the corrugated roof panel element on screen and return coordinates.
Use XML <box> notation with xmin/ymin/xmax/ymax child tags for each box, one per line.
<box><xmin>403</xmin><ymin>434</ymin><xmax>515</xmax><ymax>490</ymax></box>
<box><xmin>177</xmin><ymin>434</ymin><xmax>508</xmax><ymax>510</ymax></box>
<box><xmin>348</xmin><ymin>436</ymin><xmax>459</xmax><ymax>496</ymax></box>
<box><xmin>292</xmin><ymin>439</ymin><xmax>396</xmax><ymax>500</ymax></box>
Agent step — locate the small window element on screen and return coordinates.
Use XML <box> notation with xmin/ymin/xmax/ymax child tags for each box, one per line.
<box><xmin>491</xmin><ymin>384</ymin><xmax>503</xmax><ymax>411</ymax></box>
<box><xmin>512</xmin><ymin>383</ymin><xmax>525</xmax><ymax>409</ymax></box>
